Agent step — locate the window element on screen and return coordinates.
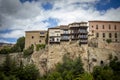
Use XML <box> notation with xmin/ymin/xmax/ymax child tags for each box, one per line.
<box><xmin>32</xmin><ymin>36</ymin><xmax>34</xmax><ymax>39</ymax></box>
<box><xmin>40</xmin><ymin>32</ymin><xmax>44</xmax><ymax>34</ymax></box>
<box><xmin>40</xmin><ymin>36</ymin><xmax>45</xmax><ymax>38</ymax></box>
<box><xmin>109</xmin><ymin>24</ymin><xmax>111</xmax><ymax>29</ymax></box>
<box><xmin>102</xmin><ymin>25</ymin><xmax>104</xmax><ymax>29</ymax></box>
<box><xmin>103</xmin><ymin>33</ymin><xmax>105</xmax><ymax>38</ymax></box>
<box><xmin>92</xmin><ymin>26</ymin><xmax>93</xmax><ymax>28</ymax></box>
<box><xmin>115</xmin><ymin>33</ymin><xmax>117</xmax><ymax>38</ymax></box>
<box><xmin>109</xmin><ymin>33</ymin><xmax>112</xmax><ymax>38</ymax></box>
<box><xmin>39</xmin><ymin>40</ymin><xmax>41</xmax><ymax>43</ymax></box>
<box><xmin>114</xmin><ymin>25</ymin><xmax>116</xmax><ymax>30</ymax></box>
<box><xmin>57</xmin><ymin>38</ymin><xmax>59</xmax><ymax>41</ymax></box>
<box><xmin>57</xmin><ymin>34</ymin><xmax>59</xmax><ymax>36</ymax></box>
<box><xmin>96</xmin><ymin>25</ymin><xmax>98</xmax><ymax>29</ymax></box>
<box><xmin>96</xmin><ymin>33</ymin><xmax>99</xmax><ymax>37</ymax></box>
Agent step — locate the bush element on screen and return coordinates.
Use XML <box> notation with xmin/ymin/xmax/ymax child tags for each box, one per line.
<box><xmin>106</xmin><ymin>39</ymin><xmax>112</xmax><ymax>43</ymax></box>
<box><xmin>0</xmin><ymin>47</ymin><xmax>11</xmax><ymax>54</ymax></box>
<box><xmin>23</xmin><ymin>45</ymin><xmax>34</xmax><ymax>57</ymax></box>
<box><xmin>36</xmin><ymin>44</ymin><xmax>46</xmax><ymax>51</ymax></box>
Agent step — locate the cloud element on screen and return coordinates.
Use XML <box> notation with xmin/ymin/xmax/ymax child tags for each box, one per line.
<box><xmin>0</xmin><ymin>0</ymin><xmax>120</xmax><ymax>43</ymax></box>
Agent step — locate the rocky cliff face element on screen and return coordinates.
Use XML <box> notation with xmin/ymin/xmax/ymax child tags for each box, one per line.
<box><xmin>31</xmin><ymin>42</ymin><xmax>120</xmax><ymax>75</ymax></box>
<box><xmin>0</xmin><ymin>42</ymin><xmax>120</xmax><ymax>76</ymax></box>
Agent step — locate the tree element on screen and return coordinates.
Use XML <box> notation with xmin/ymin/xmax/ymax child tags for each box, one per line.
<box><xmin>23</xmin><ymin>44</ymin><xmax>34</xmax><ymax>57</ymax></box>
<box><xmin>16</xmin><ymin>36</ymin><xmax>25</xmax><ymax>52</ymax></box>
<box><xmin>92</xmin><ymin>66</ymin><xmax>113</xmax><ymax>80</ymax></box>
<box><xmin>109</xmin><ymin>56</ymin><xmax>120</xmax><ymax>80</ymax></box>
<box><xmin>75</xmin><ymin>72</ymin><xmax>93</xmax><ymax>80</ymax></box>
<box><xmin>17</xmin><ymin>64</ymin><xmax>39</xmax><ymax>80</ymax></box>
<box><xmin>11</xmin><ymin>36</ymin><xmax>25</xmax><ymax>52</ymax></box>
<box><xmin>55</xmin><ymin>54</ymin><xmax>84</xmax><ymax>79</ymax></box>
<box><xmin>46</xmin><ymin>71</ymin><xmax>62</xmax><ymax>80</ymax></box>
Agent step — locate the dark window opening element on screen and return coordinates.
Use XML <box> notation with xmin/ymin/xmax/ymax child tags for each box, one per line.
<box><xmin>96</xmin><ymin>33</ymin><xmax>99</xmax><ymax>37</ymax></box>
<box><xmin>40</xmin><ymin>36</ymin><xmax>45</xmax><ymax>38</ymax></box>
<box><xmin>100</xmin><ymin>60</ymin><xmax>104</xmax><ymax>66</ymax></box>
<box><xmin>109</xmin><ymin>33</ymin><xmax>112</xmax><ymax>38</ymax></box>
<box><xmin>92</xmin><ymin>26</ymin><xmax>93</xmax><ymax>28</ymax></box>
<box><xmin>102</xmin><ymin>25</ymin><xmax>104</xmax><ymax>29</ymax></box>
<box><xmin>57</xmin><ymin>38</ymin><xmax>59</xmax><ymax>41</ymax></box>
<box><xmin>32</xmin><ymin>36</ymin><xmax>34</xmax><ymax>39</ymax></box>
<box><xmin>39</xmin><ymin>40</ymin><xmax>41</xmax><ymax>43</ymax></box>
<box><xmin>103</xmin><ymin>33</ymin><xmax>105</xmax><ymax>38</ymax></box>
<box><xmin>109</xmin><ymin>24</ymin><xmax>111</xmax><ymax>29</ymax></box>
<box><xmin>115</xmin><ymin>33</ymin><xmax>117</xmax><ymax>38</ymax></box>
<box><xmin>114</xmin><ymin>25</ymin><xmax>116</xmax><ymax>30</ymax></box>
<box><xmin>96</xmin><ymin>25</ymin><xmax>98</xmax><ymax>29</ymax></box>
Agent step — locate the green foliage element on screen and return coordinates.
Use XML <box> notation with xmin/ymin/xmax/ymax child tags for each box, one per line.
<box><xmin>23</xmin><ymin>45</ymin><xmax>34</xmax><ymax>57</ymax></box>
<box><xmin>16</xmin><ymin>36</ymin><xmax>25</xmax><ymax>52</ymax></box>
<box><xmin>0</xmin><ymin>36</ymin><xmax>25</xmax><ymax>54</ymax></box>
<box><xmin>74</xmin><ymin>72</ymin><xmax>93</xmax><ymax>80</ymax></box>
<box><xmin>109</xmin><ymin>56</ymin><xmax>120</xmax><ymax>80</ymax></box>
<box><xmin>17</xmin><ymin>64</ymin><xmax>40</xmax><ymax>80</ymax></box>
<box><xmin>46</xmin><ymin>71</ymin><xmax>62</xmax><ymax>80</ymax></box>
<box><xmin>93</xmin><ymin>66</ymin><xmax>113</xmax><ymax>80</ymax></box>
<box><xmin>106</xmin><ymin>39</ymin><xmax>112</xmax><ymax>43</ymax></box>
<box><xmin>50</xmin><ymin>54</ymin><xmax>84</xmax><ymax>79</ymax></box>
<box><xmin>0</xmin><ymin>46</ymin><xmax>11</xmax><ymax>54</ymax></box>
<box><xmin>36</xmin><ymin>44</ymin><xmax>46</xmax><ymax>51</ymax></box>
<box><xmin>0</xmin><ymin>55</ymin><xmax>39</xmax><ymax>80</ymax></box>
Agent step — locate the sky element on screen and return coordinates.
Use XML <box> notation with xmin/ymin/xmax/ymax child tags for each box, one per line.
<box><xmin>0</xmin><ymin>0</ymin><xmax>120</xmax><ymax>44</ymax></box>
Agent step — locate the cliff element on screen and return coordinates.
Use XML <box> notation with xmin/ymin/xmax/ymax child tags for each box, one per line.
<box><xmin>0</xmin><ymin>42</ymin><xmax>120</xmax><ymax>75</ymax></box>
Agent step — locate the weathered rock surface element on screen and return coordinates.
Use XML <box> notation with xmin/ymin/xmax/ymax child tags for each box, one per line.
<box><xmin>0</xmin><ymin>42</ymin><xmax>120</xmax><ymax>75</ymax></box>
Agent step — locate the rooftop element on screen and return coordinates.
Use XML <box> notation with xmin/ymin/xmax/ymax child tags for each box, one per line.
<box><xmin>89</xmin><ymin>20</ymin><xmax>120</xmax><ymax>23</ymax></box>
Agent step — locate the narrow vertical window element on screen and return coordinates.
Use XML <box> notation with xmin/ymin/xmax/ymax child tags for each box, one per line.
<box><xmin>115</xmin><ymin>33</ymin><xmax>117</xmax><ymax>38</ymax></box>
<box><xmin>103</xmin><ymin>33</ymin><xmax>105</xmax><ymax>38</ymax></box>
<box><xmin>96</xmin><ymin>25</ymin><xmax>98</xmax><ymax>29</ymax></box>
<box><xmin>109</xmin><ymin>24</ymin><xmax>111</xmax><ymax>29</ymax></box>
<box><xmin>114</xmin><ymin>25</ymin><xmax>116</xmax><ymax>30</ymax></box>
<box><xmin>102</xmin><ymin>25</ymin><xmax>104</xmax><ymax>29</ymax></box>
<box><xmin>96</xmin><ymin>33</ymin><xmax>99</xmax><ymax>37</ymax></box>
<box><xmin>109</xmin><ymin>33</ymin><xmax>112</xmax><ymax>38</ymax></box>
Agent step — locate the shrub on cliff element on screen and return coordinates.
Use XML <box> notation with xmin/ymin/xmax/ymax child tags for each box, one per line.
<box><xmin>23</xmin><ymin>45</ymin><xmax>34</xmax><ymax>57</ymax></box>
<box><xmin>36</xmin><ymin>44</ymin><xmax>46</xmax><ymax>51</ymax></box>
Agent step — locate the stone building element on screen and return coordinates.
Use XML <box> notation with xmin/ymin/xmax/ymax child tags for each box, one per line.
<box><xmin>25</xmin><ymin>30</ymin><xmax>47</xmax><ymax>49</ymax></box>
<box><xmin>68</xmin><ymin>22</ymin><xmax>88</xmax><ymax>44</ymax></box>
<box><xmin>89</xmin><ymin>21</ymin><xmax>120</xmax><ymax>42</ymax></box>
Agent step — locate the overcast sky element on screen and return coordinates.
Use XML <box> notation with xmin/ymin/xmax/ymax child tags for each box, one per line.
<box><xmin>0</xmin><ymin>0</ymin><xmax>120</xmax><ymax>43</ymax></box>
